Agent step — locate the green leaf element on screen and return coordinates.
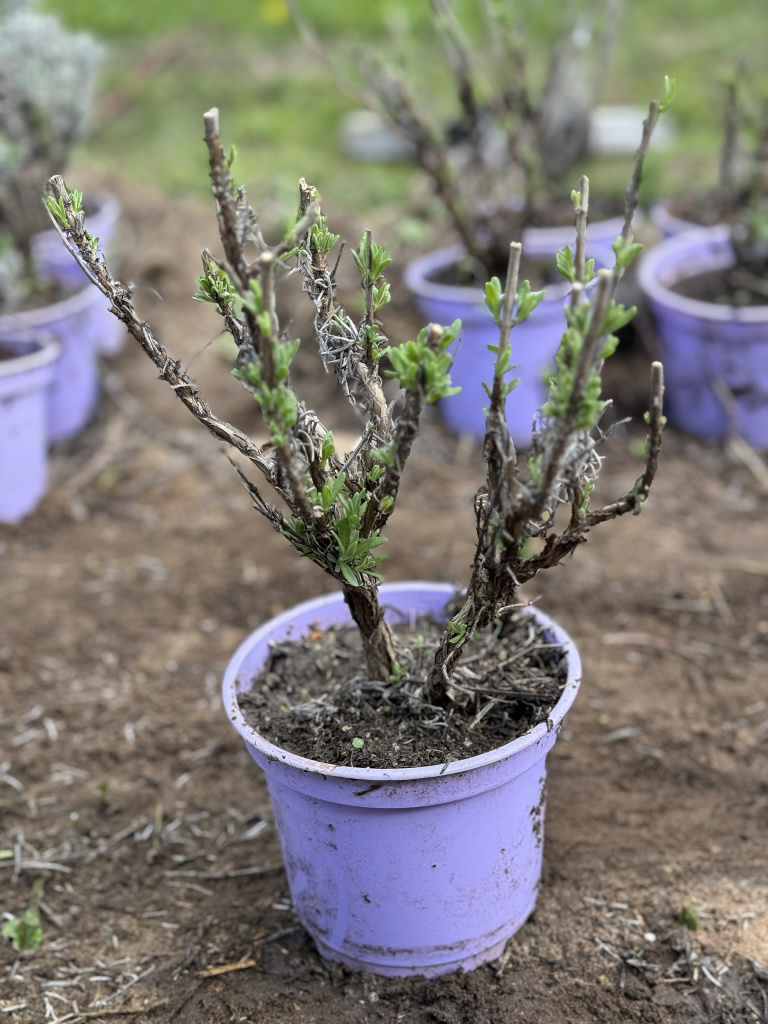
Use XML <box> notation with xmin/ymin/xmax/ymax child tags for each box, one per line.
<box><xmin>311</xmin><ymin>218</ymin><xmax>340</xmax><ymax>257</ymax></box>
<box><xmin>370</xmin><ymin>443</ymin><xmax>396</xmax><ymax>467</ymax></box>
<box><xmin>447</xmin><ymin>621</ymin><xmax>467</xmax><ymax>644</ymax></box>
<box><xmin>320</xmin><ymin>431</ymin><xmax>335</xmax><ymax>466</ymax></box>
<box><xmin>389</xmin><ymin>661</ymin><xmax>406</xmax><ymax>683</ymax></box>
<box><xmin>2</xmin><ymin>906</ymin><xmax>42</xmax><ymax>952</ymax></box>
<box><xmin>339</xmin><ymin>562</ymin><xmax>358</xmax><ymax>586</ymax></box>
<box><xmin>600</xmin><ymin>334</ymin><xmax>620</xmax><ymax>359</ymax></box>
<box><xmin>514</xmin><ymin>280</ymin><xmax>545</xmax><ymax>325</ymax></box>
<box><xmin>351</xmin><ymin>736</ymin><xmax>364</xmax><ymax>749</ymax></box>
<box><xmin>612</xmin><ymin>235</ymin><xmax>644</xmax><ymax>272</ymax></box>
<box><xmin>386</xmin><ymin>322</ymin><xmax>462</xmax><ymax>403</ymax></box>
<box><xmin>660</xmin><ymin>75</ymin><xmax>676</xmax><ymax>114</ymax></box>
<box><xmin>678</xmin><ymin>905</ymin><xmax>698</xmax><ymax>931</ymax></box>
<box><xmin>372</xmin><ymin>281</ymin><xmax>391</xmax><ymax>310</ymax></box>
<box><xmin>601</xmin><ymin>302</ymin><xmax>637</xmax><ymax>335</ymax></box>
<box><xmin>556</xmin><ymin>245</ymin><xmax>575</xmax><ymax>282</ymax></box>
<box><xmin>484</xmin><ymin>276</ymin><xmax>503</xmax><ymax>322</ymax></box>
<box><xmin>353</xmin><ymin>235</ymin><xmax>391</xmax><ymax>281</ymax></box>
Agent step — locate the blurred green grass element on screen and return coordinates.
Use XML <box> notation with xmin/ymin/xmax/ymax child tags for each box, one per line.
<box><xmin>43</xmin><ymin>0</ymin><xmax>768</xmax><ymax>222</ymax></box>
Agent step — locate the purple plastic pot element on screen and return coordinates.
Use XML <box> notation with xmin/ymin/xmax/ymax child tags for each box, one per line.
<box><xmin>31</xmin><ymin>193</ymin><xmax>125</xmax><ymax>356</ymax></box>
<box><xmin>637</xmin><ymin>225</ymin><xmax>768</xmax><ymax>446</ymax></box>
<box><xmin>223</xmin><ymin>581</ymin><xmax>581</xmax><ymax>978</ymax></box>
<box><xmin>0</xmin><ymin>334</ymin><xmax>61</xmax><ymax>523</ymax></box>
<box><xmin>404</xmin><ymin>243</ymin><xmax>574</xmax><ymax>445</ymax></box>
<box><xmin>0</xmin><ymin>284</ymin><xmax>104</xmax><ymax>443</ymax></box>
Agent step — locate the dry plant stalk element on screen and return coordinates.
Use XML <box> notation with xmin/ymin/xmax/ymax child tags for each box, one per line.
<box><xmin>44</xmin><ymin>86</ymin><xmax>669</xmax><ymax>707</ymax></box>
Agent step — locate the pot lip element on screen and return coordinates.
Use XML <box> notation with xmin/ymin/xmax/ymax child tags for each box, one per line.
<box><xmin>403</xmin><ymin>245</ymin><xmax>572</xmax><ymax>306</ymax></box>
<box><xmin>223</xmin><ymin>580</ymin><xmax>581</xmax><ymax>783</ymax></box>
<box><xmin>637</xmin><ymin>224</ymin><xmax>768</xmax><ymax>324</ymax></box>
<box><xmin>0</xmin><ymin>333</ymin><xmax>61</xmax><ymax>378</ymax></box>
<box><xmin>0</xmin><ymin>279</ymin><xmax>103</xmax><ymax>331</ymax></box>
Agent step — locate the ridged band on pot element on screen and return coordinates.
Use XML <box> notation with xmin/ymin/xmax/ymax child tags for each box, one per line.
<box><xmin>637</xmin><ymin>225</ymin><xmax>768</xmax><ymax>446</ymax></box>
<box><xmin>0</xmin><ymin>283</ymin><xmax>105</xmax><ymax>443</ymax></box>
<box><xmin>223</xmin><ymin>581</ymin><xmax>581</xmax><ymax>978</ymax></box>
<box><xmin>0</xmin><ymin>334</ymin><xmax>61</xmax><ymax>523</ymax></box>
<box><xmin>31</xmin><ymin>193</ymin><xmax>125</xmax><ymax>357</ymax></box>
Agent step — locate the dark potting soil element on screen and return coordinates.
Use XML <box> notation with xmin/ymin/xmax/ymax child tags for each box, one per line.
<box><xmin>237</xmin><ymin>608</ymin><xmax>567</xmax><ymax>769</ymax></box>
<box><xmin>671</xmin><ymin>265</ymin><xmax>768</xmax><ymax>307</ymax></box>
<box><xmin>667</xmin><ymin>189</ymin><xmax>732</xmax><ymax>228</ymax></box>
<box><xmin>526</xmin><ymin>193</ymin><xmax>623</xmax><ymax>229</ymax></box>
<box><xmin>0</xmin><ymin>278</ymin><xmax>72</xmax><ymax>316</ymax></box>
<box><xmin>429</xmin><ymin>253</ymin><xmax>557</xmax><ymax>290</ymax></box>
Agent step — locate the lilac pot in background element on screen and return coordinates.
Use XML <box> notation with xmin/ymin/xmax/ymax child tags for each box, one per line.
<box><xmin>0</xmin><ymin>284</ymin><xmax>104</xmax><ymax>443</ymax></box>
<box><xmin>638</xmin><ymin>225</ymin><xmax>768</xmax><ymax>447</ymax></box>
<box><xmin>31</xmin><ymin>193</ymin><xmax>125</xmax><ymax>356</ymax></box>
<box><xmin>0</xmin><ymin>334</ymin><xmax>61</xmax><ymax>523</ymax></box>
<box><xmin>404</xmin><ymin>243</ymin><xmax>573</xmax><ymax>445</ymax></box>
<box><xmin>223</xmin><ymin>581</ymin><xmax>581</xmax><ymax>978</ymax></box>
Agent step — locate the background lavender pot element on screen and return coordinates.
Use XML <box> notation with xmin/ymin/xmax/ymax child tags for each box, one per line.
<box><xmin>0</xmin><ymin>283</ymin><xmax>104</xmax><ymax>443</ymax></box>
<box><xmin>0</xmin><ymin>334</ymin><xmax>60</xmax><ymax>523</ymax></box>
<box><xmin>404</xmin><ymin>244</ymin><xmax>573</xmax><ymax>446</ymax></box>
<box><xmin>638</xmin><ymin>225</ymin><xmax>768</xmax><ymax>446</ymax></box>
<box><xmin>223</xmin><ymin>581</ymin><xmax>581</xmax><ymax>978</ymax></box>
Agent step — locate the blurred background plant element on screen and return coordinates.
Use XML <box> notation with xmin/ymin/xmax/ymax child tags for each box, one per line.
<box><xmin>0</xmin><ymin>0</ymin><xmax>102</xmax><ymax>305</ymax></box>
<box><xmin>36</xmin><ymin>0</ymin><xmax>767</xmax><ymax>234</ymax></box>
<box><xmin>289</xmin><ymin>0</ymin><xmax>630</xmax><ymax>277</ymax></box>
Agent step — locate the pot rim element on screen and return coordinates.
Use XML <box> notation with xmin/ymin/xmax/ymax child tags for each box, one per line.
<box><xmin>0</xmin><ymin>333</ymin><xmax>61</xmax><ymax>378</ymax></box>
<box><xmin>0</xmin><ymin>279</ymin><xmax>104</xmax><ymax>332</ymax></box>
<box><xmin>403</xmin><ymin>244</ymin><xmax>572</xmax><ymax>306</ymax></box>
<box><xmin>638</xmin><ymin>224</ymin><xmax>768</xmax><ymax>324</ymax></box>
<box><xmin>223</xmin><ymin>580</ymin><xmax>581</xmax><ymax>783</ymax></box>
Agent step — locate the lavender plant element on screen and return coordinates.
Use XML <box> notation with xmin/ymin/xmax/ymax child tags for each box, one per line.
<box><xmin>288</xmin><ymin>0</ymin><xmax>626</xmax><ymax>278</ymax></box>
<box><xmin>0</xmin><ymin>1</ymin><xmax>102</xmax><ymax>269</ymax></box>
<box><xmin>43</xmin><ymin>86</ymin><xmax>669</xmax><ymax>709</ymax></box>
<box><xmin>719</xmin><ymin>74</ymin><xmax>768</xmax><ymax>297</ymax></box>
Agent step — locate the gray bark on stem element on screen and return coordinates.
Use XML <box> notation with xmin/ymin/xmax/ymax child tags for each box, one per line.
<box><xmin>342</xmin><ymin>584</ymin><xmax>396</xmax><ymax>682</ymax></box>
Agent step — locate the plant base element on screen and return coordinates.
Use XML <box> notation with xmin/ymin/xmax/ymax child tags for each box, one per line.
<box><xmin>223</xmin><ymin>582</ymin><xmax>581</xmax><ymax>977</ymax></box>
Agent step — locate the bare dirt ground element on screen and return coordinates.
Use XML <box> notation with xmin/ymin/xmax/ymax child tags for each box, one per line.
<box><xmin>1</xmin><ymin>177</ymin><xmax>767</xmax><ymax>1024</ymax></box>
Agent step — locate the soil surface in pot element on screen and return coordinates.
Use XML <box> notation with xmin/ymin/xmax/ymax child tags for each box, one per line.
<box><xmin>428</xmin><ymin>253</ymin><xmax>556</xmax><ymax>291</ymax></box>
<box><xmin>525</xmin><ymin>193</ymin><xmax>623</xmax><ymax>229</ymax></box>
<box><xmin>0</xmin><ymin>277</ymin><xmax>73</xmax><ymax>316</ymax></box>
<box><xmin>437</xmin><ymin>196</ymin><xmax>623</xmax><ymax>282</ymax></box>
<box><xmin>238</xmin><ymin>611</ymin><xmax>566</xmax><ymax>768</ymax></box>
<box><xmin>672</xmin><ymin>265</ymin><xmax>768</xmax><ymax>307</ymax></box>
<box><xmin>1</xmin><ymin>173</ymin><xmax>766</xmax><ymax>1024</ymax></box>
<box><xmin>667</xmin><ymin>189</ymin><xmax>733</xmax><ymax>228</ymax></box>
